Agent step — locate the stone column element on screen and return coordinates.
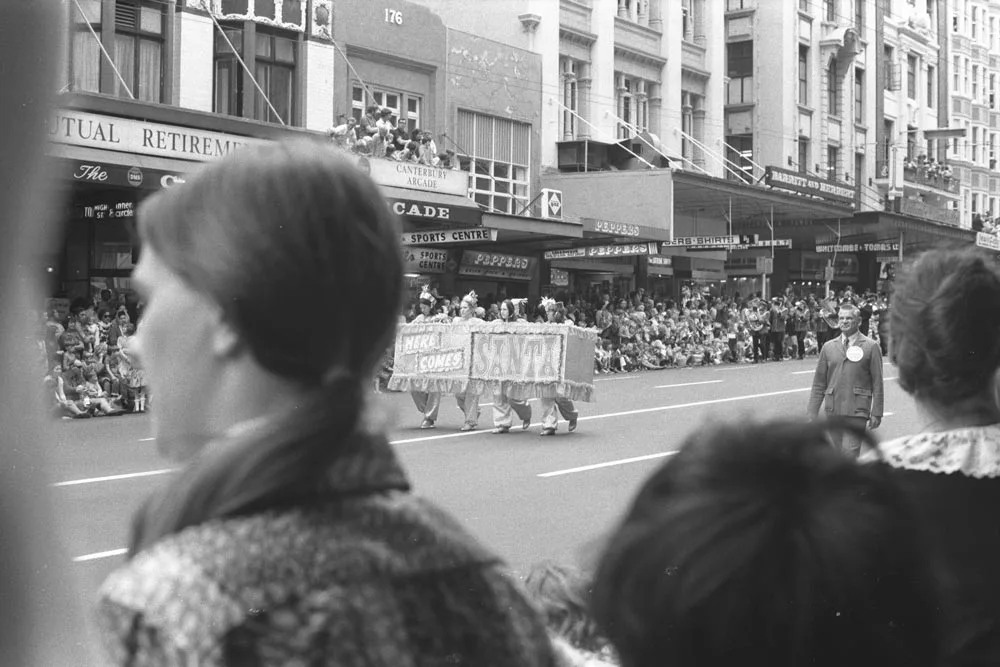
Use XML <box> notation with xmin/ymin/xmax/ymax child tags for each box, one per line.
<box><xmin>649</xmin><ymin>82</ymin><xmax>663</xmax><ymax>140</ymax></box>
<box><xmin>693</xmin><ymin>105</ymin><xmax>706</xmax><ymax>168</ymax></box>
<box><xmin>577</xmin><ymin>74</ymin><xmax>592</xmax><ymax>139</ymax></box>
<box><xmin>563</xmin><ymin>71</ymin><xmax>577</xmax><ymax>140</ymax></box>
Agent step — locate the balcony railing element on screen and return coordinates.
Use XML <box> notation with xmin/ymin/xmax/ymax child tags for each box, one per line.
<box><xmin>903</xmin><ymin>164</ymin><xmax>960</xmax><ymax>194</ymax></box>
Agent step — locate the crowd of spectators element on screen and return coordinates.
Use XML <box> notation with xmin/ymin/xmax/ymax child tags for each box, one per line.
<box><xmin>903</xmin><ymin>153</ymin><xmax>954</xmax><ymax>183</ymax></box>
<box><xmin>401</xmin><ymin>285</ymin><xmax>889</xmax><ymax>375</ymax></box>
<box><xmin>36</xmin><ymin>290</ymin><xmax>146</xmax><ymax>419</ymax></box>
<box><xmin>328</xmin><ymin>105</ymin><xmax>462</xmax><ymax>169</ymax></box>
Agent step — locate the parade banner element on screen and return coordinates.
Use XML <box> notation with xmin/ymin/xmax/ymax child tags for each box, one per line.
<box><xmin>387</xmin><ymin>322</ymin><xmax>598</xmax><ymax>401</ymax></box>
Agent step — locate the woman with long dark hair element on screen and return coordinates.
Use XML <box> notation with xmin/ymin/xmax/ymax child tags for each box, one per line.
<box><xmin>96</xmin><ymin>142</ymin><xmax>558</xmax><ymax>666</ymax></box>
<box><xmin>490</xmin><ymin>299</ymin><xmax>532</xmax><ymax>434</ymax></box>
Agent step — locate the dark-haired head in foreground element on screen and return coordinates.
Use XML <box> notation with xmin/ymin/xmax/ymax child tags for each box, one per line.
<box><xmin>592</xmin><ymin>419</ymin><xmax>941</xmax><ymax>667</ymax></box>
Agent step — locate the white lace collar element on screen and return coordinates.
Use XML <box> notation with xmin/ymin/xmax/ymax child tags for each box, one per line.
<box><xmin>862</xmin><ymin>424</ymin><xmax>1000</xmax><ymax>479</ymax></box>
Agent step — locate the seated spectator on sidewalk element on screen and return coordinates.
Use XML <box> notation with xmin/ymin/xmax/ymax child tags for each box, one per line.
<box><xmin>592</xmin><ymin>419</ymin><xmax>942</xmax><ymax>667</ymax></box>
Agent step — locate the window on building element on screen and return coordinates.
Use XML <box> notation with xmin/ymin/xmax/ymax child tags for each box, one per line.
<box><xmin>616</xmin><ymin>74</ymin><xmax>649</xmax><ymax>138</ymax></box>
<box><xmin>883</xmin><ymin>118</ymin><xmax>894</xmax><ymax>165</ymax></box>
<box><xmin>827</xmin><ymin>58</ymin><xmax>840</xmax><ymax>115</ymax></box>
<box><xmin>927</xmin><ymin>64</ymin><xmax>936</xmax><ymax>107</ymax></box>
<box><xmin>799</xmin><ymin>46</ymin><xmax>809</xmax><ymax>105</ymax></box>
<box><xmin>253</xmin><ymin>31</ymin><xmax>296</xmax><ymax>124</ymax></box>
<box><xmin>991</xmin><ymin>73</ymin><xmax>998</xmax><ymax>109</ymax></box>
<box><xmin>351</xmin><ymin>84</ymin><xmax>421</xmax><ymax>133</ymax></box>
<box><xmin>906</xmin><ymin>54</ymin><xmax>917</xmax><ymax>99</ymax></box>
<box><xmin>855</xmin><ymin>0</ymin><xmax>863</xmax><ymax>29</ymax></box>
<box><xmin>883</xmin><ymin>44</ymin><xmax>896</xmax><ymax>91</ymax></box>
<box><xmin>559</xmin><ymin>57</ymin><xmax>579</xmax><ymax>140</ymax></box>
<box><xmin>799</xmin><ymin>0</ymin><xmax>810</xmax><ymax>12</ymax></box>
<box><xmin>973</xmin><ymin>64</ymin><xmax>980</xmax><ymax>102</ymax></box>
<box><xmin>953</xmin><ymin>55</ymin><xmax>961</xmax><ymax>93</ymax></box>
<box><xmin>111</xmin><ymin>0</ymin><xmax>165</xmax><ymax>102</ymax></box>
<box><xmin>965</xmin><ymin>119</ymin><xmax>971</xmax><ymax>159</ymax></box>
<box><xmin>824</xmin><ymin>0</ymin><xmax>835</xmax><ymax>22</ymax></box>
<box><xmin>972</xmin><ymin>5</ymin><xmax>979</xmax><ymax>40</ymax></box>
<box><xmin>727</xmin><ymin>40</ymin><xmax>754</xmax><ymax>104</ymax></box>
<box><xmin>854</xmin><ymin>151</ymin><xmax>864</xmax><ymax>190</ymax></box>
<box><xmin>855</xmin><ymin>67</ymin><xmax>864</xmax><ymax>122</ymax></box>
<box><xmin>682</xmin><ymin>92</ymin><xmax>694</xmax><ymax>160</ymax></box>
<box><xmin>798</xmin><ymin>137</ymin><xmax>809</xmax><ymax>173</ymax></box>
<box><xmin>990</xmin><ymin>16</ymin><xmax>997</xmax><ymax>50</ymax></box>
<box><xmin>682</xmin><ymin>0</ymin><xmax>693</xmax><ymax>40</ymax></box>
<box><xmin>827</xmin><ymin>145</ymin><xmax>839</xmax><ymax>180</ymax></box>
<box><xmin>725</xmin><ymin>134</ymin><xmax>754</xmax><ymax>183</ymax></box>
<box><xmin>973</xmin><ymin>126</ymin><xmax>980</xmax><ymax>164</ymax></box>
<box><xmin>906</xmin><ymin>125</ymin><xmax>917</xmax><ymax>160</ymax></box>
<box><xmin>214</xmin><ymin>24</ymin><xmax>297</xmax><ymax>125</ymax></box>
<box><xmin>965</xmin><ymin>57</ymin><xmax>970</xmax><ymax>96</ymax></box>
<box><xmin>456</xmin><ymin>110</ymin><xmax>531</xmax><ymax>215</ymax></box>
<box><xmin>70</xmin><ymin>0</ymin><xmax>102</xmax><ymax>93</ymax></box>
<box><xmin>727</xmin><ymin>0</ymin><xmax>753</xmax><ymax>11</ymax></box>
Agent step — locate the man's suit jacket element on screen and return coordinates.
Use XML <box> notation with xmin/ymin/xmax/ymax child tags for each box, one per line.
<box><xmin>807</xmin><ymin>333</ymin><xmax>884</xmax><ymax>420</ymax></box>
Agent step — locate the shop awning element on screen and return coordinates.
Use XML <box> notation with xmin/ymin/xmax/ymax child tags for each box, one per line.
<box><xmin>481</xmin><ymin>211</ymin><xmax>584</xmax><ymax>245</ymax></box>
<box><xmin>673</xmin><ymin>170</ymin><xmax>856</xmax><ymax>224</ymax></box>
<box><xmin>380</xmin><ymin>185</ymin><xmax>484</xmax><ymax>227</ymax></box>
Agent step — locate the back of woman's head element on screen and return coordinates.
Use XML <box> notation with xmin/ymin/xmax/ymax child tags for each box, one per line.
<box><xmin>138</xmin><ymin>140</ymin><xmax>402</xmax><ymax>386</ymax></box>
<box><xmin>891</xmin><ymin>247</ymin><xmax>1000</xmax><ymax>407</ymax></box>
<box><xmin>591</xmin><ymin>419</ymin><xmax>940</xmax><ymax>667</ymax></box>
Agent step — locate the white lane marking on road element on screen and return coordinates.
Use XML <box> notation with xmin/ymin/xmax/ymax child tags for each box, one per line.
<box><xmin>792</xmin><ymin>370</ymin><xmax>814</xmax><ymax>375</ymax></box>
<box><xmin>713</xmin><ymin>365</ymin><xmax>758</xmax><ymax>372</ymax></box>
<box><xmin>52</xmin><ymin>468</ymin><xmax>175</xmax><ymax>487</ymax></box>
<box><xmin>884</xmin><ymin>412</ymin><xmax>895</xmax><ymax>416</ymax></box>
<box><xmin>391</xmin><ymin>379</ymin><xmax>899</xmax><ymax>445</ymax></box>
<box><xmin>595</xmin><ymin>375</ymin><xmax>645</xmax><ymax>382</ymax></box>
<box><xmin>539</xmin><ymin>452</ymin><xmax>678</xmax><ymax>478</ymax></box>
<box><xmin>654</xmin><ymin>380</ymin><xmax>723</xmax><ymax>389</ymax></box>
<box><xmin>73</xmin><ymin>548</ymin><xmax>127</xmax><ymax>562</ymax></box>
<box><xmin>138</xmin><ymin>437</ymin><xmax>155</xmax><ymax>442</ymax></box>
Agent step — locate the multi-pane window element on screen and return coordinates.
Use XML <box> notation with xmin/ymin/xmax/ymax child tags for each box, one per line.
<box><xmin>799</xmin><ymin>0</ymin><xmax>810</xmax><ymax>11</ymax></box>
<box><xmin>824</xmin><ymin>0</ymin><xmax>835</xmax><ymax>22</ymax></box>
<box><xmin>71</xmin><ymin>0</ymin><xmax>102</xmax><ymax>93</ymax></box>
<box><xmin>616</xmin><ymin>74</ymin><xmax>649</xmax><ymax>138</ymax></box>
<box><xmin>456</xmin><ymin>110</ymin><xmax>530</xmax><ymax>215</ymax></box>
<box><xmin>953</xmin><ymin>55</ymin><xmax>960</xmax><ymax>92</ymax></box>
<box><xmin>799</xmin><ymin>46</ymin><xmax>809</xmax><ymax>106</ymax></box>
<box><xmin>351</xmin><ymin>85</ymin><xmax>422</xmax><ymax>133</ymax></box>
<box><xmin>990</xmin><ymin>73</ymin><xmax>997</xmax><ymax>109</ymax></box>
<box><xmin>727</xmin><ymin>41</ymin><xmax>753</xmax><ymax>104</ymax></box>
<box><xmin>798</xmin><ymin>138</ymin><xmax>809</xmax><ymax>173</ymax></box>
<box><xmin>971</xmin><ymin>6</ymin><xmax>979</xmax><ymax>40</ymax></box>
<box><xmin>906</xmin><ymin>54</ymin><xmax>917</xmax><ymax>100</ymax></box>
<box><xmin>560</xmin><ymin>57</ymin><xmax>579</xmax><ymax>140</ymax></box>
<box><xmin>253</xmin><ymin>31</ymin><xmax>296</xmax><ymax>124</ymax></box>
<box><xmin>112</xmin><ymin>1</ymin><xmax>165</xmax><ymax>102</ymax></box>
<box><xmin>827</xmin><ymin>58</ymin><xmax>840</xmax><ymax>115</ymax></box>
<box><xmin>828</xmin><ymin>145</ymin><xmax>839</xmax><ymax>180</ymax></box>
<box><xmin>215</xmin><ymin>25</ymin><xmax>297</xmax><ymax>124</ymax></box>
<box><xmin>855</xmin><ymin>67</ymin><xmax>864</xmax><ymax>122</ymax></box>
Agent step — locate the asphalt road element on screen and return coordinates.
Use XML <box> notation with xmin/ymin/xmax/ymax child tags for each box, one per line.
<box><xmin>48</xmin><ymin>357</ymin><xmax>920</xmax><ymax>621</ymax></box>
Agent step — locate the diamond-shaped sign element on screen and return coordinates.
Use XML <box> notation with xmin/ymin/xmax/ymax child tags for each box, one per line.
<box><xmin>548</xmin><ymin>193</ymin><xmax>562</xmax><ymax>216</ymax></box>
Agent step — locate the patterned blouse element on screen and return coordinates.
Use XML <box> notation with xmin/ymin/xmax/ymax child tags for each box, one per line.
<box><xmin>863</xmin><ymin>425</ymin><xmax>1000</xmax><ymax>666</ymax></box>
<box><xmin>98</xmin><ymin>433</ymin><xmax>560</xmax><ymax>667</ymax></box>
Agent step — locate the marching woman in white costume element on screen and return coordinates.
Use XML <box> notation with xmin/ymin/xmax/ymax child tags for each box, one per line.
<box><xmin>538</xmin><ymin>298</ymin><xmax>580</xmax><ymax>437</ymax></box>
<box><xmin>408</xmin><ymin>286</ymin><xmax>444</xmax><ymax>429</ymax></box>
<box><xmin>490</xmin><ymin>299</ymin><xmax>532</xmax><ymax>434</ymax></box>
<box><xmin>453</xmin><ymin>291</ymin><xmax>482</xmax><ymax>431</ymax></box>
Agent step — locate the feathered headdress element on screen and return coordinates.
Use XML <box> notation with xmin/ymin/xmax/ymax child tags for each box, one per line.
<box><xmin>540</xmin><ymin>296</ymin><xmax>556</xmax><ymax>311</ymax></box>
<box><xmin>418</xmin><ymin>285</ymin><xmax>434</xmax><ymax>305</ymax></box>
<box><xmin>461</xmin><ymin>290</ymin><xmax>478</xmax><ymax>307</ymax></box>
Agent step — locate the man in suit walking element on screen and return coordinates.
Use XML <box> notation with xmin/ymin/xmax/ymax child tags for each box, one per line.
<box><xmin>806</xmin><ymin>303</ymin><xmax>884</xmax><ymax>457</ymax></box>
